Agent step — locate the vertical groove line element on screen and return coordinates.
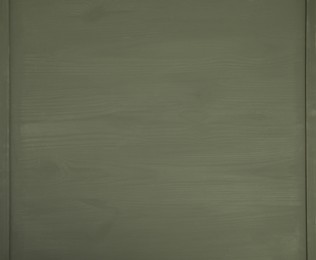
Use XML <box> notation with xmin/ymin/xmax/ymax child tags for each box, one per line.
<box><xmin>8</xmin><ymin>0</ymin><xmax>11</xmax><ymax>258</ymax></box>
<box><xmin>305</xmin><ymin>0</ymin><xmax>308</xmax><ymax>259</ymax></box>
<box><xmin>305</xmin><ymin>0</ymin><xmax>311</xmax><ymax>259</ymax></box>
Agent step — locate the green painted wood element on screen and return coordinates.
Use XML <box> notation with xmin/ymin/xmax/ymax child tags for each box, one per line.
<box><xmin>9</xmin><ymin>0</ymin><xmax>307</xmax><ymax>259</ymax></box>
<box><xmin>306</xmin><ymin>0</ymin><xmax>316</xmax><ymax>259</ymax></box>
<box><xmin>0</xmin><ymin>0</ymin><xmax>10</xmax><ymax>259</ymax></box>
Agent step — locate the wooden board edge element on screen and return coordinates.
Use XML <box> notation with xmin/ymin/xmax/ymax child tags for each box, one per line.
<box><xmin>0</xmin><ymin>0</ymin><xmax>10</xmax><ymax>259</ymax></box>
<box><xmin>306</xmin><ymin>0</ymin><xmax>316</xmax><ymax>259</ymax></box>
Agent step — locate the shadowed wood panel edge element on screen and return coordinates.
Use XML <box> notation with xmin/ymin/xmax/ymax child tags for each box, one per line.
<box><xmin>0</xmin><ymin>0</ymin><xmax>10</xmax><ymax>259</ymax></box>
<box><xmin>306</xmin><ymin>0</ymin><xmax>316</xmax><ymax>259</ymax></box>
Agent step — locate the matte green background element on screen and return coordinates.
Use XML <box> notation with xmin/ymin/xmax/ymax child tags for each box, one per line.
<box><xmin>9</xmin><ymin>0</ymin><xmax>306</xmax><ymax>259</ymax></box>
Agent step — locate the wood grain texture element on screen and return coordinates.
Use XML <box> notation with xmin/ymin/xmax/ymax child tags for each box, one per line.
<box><xmin>10</xmin><ymin>0</ymin><xmax>306</xmax><ymax>259</ymax></box>
<box><xmin>306</xmin><ymin>0</ymin><xmax>316</xmax><ymax>259</ymax></box>
<box><xmin>0</xmin><ymin>0</ymin><xmax>10</xmax><ymax>259</ymax></box>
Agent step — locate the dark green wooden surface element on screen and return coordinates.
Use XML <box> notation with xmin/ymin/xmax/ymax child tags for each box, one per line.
<box><xmin>0</xmin><ymin>0</ymin><xmax>10</xmax><ymax>259</ymax></box>
<box><xmin>7</xmin><ymin>0</ymin><xmax>307</xmax><ymax>259</ymax></box>
<box><xmin>306</xmin><ymin>0</ymin><xmax>316</xmax><ymax>259</ymax></box>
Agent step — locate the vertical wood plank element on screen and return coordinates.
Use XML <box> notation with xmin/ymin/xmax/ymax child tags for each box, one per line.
<box><xmin>0</xmin><ymin>0</ymin><xmax>10</xmax><ymax>259</ymax></box>
<box><xmin>306</xmin><ymin>0</ymin><xmax>316</xmax><ymax>259</ymax></box>
<box><xmin>8</xmin><ymin>1</ymin><xmax>306</xmax><ymax>259</ymax></box>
